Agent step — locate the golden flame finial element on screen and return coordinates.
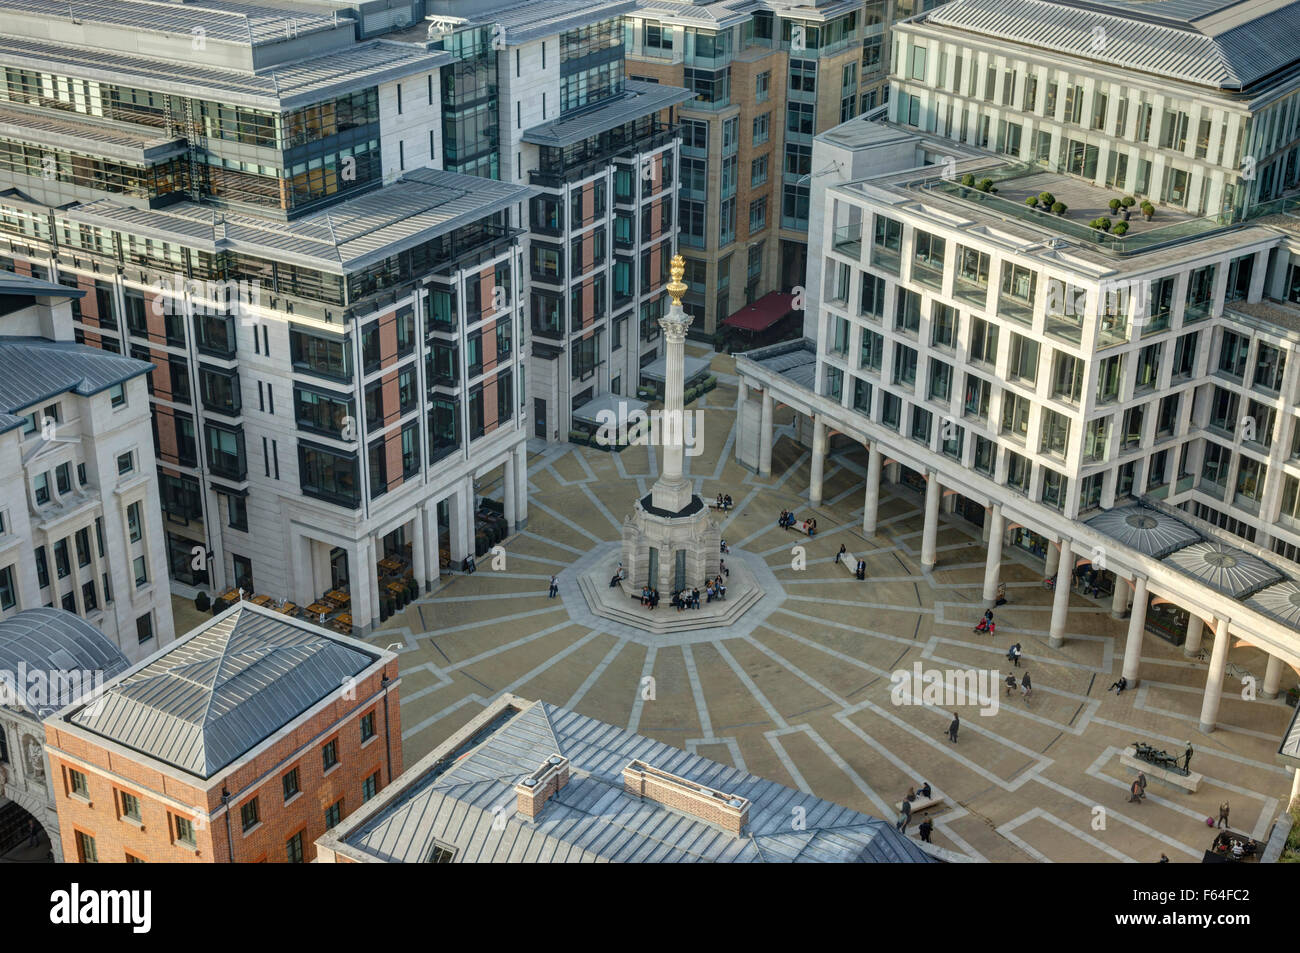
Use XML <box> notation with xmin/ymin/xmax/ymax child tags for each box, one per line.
<box><xmin>667</xmin><ymin>254</ymin><xmax>687</xmax><ymax>306</ymax></box>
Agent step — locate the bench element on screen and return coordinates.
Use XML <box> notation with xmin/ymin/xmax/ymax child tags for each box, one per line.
<box><xmin>896</xmin><ymin>795</ymin><xmax>944</xmax><ymax>815</ymax></box>
<box><xmin>834</xmin><ymin>551</ymin><xmax>859</xmax><ymax>576</ymax></box>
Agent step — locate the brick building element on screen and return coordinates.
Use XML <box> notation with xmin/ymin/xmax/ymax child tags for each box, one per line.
<box><xmin>316</xmin><ymin>693</ymin><xmax>933</xmax><ymax>862</ymax></box>
<box><xmin>45</xmin><ymin>601</ymin><xmax>401</xmax><ymax>863</ymax></box>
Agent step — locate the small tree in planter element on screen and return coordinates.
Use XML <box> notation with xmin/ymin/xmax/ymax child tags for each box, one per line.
<box><xmin>1052</xmin><ymin>202</ymin><xmax>1067</xmax><ymax>216</ymax></box>
<box><xmin>1112</xmin><ymin>221</ymin><xmax>1129</xmax><ymax>236</ymax></box>
<box><xmin>1140</xmin><ymin>201</ymin><xmax>1155</xmax><ymax>221</ymax></box>
<box><xmin>1108</xmin><ymin>198</ymin><xmax>1122</xmax><ymax>214</ymax></box>
<box><xmin>976</xmin><ymin>178</ymin><xmax>994</xmax><ymax>193</ymax></box>
<box><xmin>1121</xmin><ymin>195</ymin><xmax>1136</xmax><ymax>219</ymax></box>
<box><xmin>960</xmin><ymin>173</ymin><xmax>975</xmax><ymax>187</ymax></box>
<box><xmin>1089</xmin><ymin>217</ymin><xmax>1113</xmax><ymax>232</ymax></box>
<box><xmin>1025</xmin><ymin>195</ymin><xmax>1039</xmax><ymax>208</ymax></box>
<box><xmin>195</xmin><ymin>591</ymin><xmax>211</xmax><ymax>613</ymax></box>
<box><xmin>1287</xmin><ymin>685</ymin><xmax>1300</xmax><ymax>708</ymax></box>
<box><xmin>1038</xmin><ymin>191</ymin><xmax>1055</xmax><ymax>208</ymax></box>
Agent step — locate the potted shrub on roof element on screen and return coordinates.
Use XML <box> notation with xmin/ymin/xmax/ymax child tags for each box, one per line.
<box><xmin>1121</xmin><ymin>195</ymin><xmax>1136</xmax><ymax>219</ymax></box>
<box><xmin>977</xmin><ymin>178</ymin><xmax>994</xmax><ymax>193</ymax></box>
<box><xmin>1025</xmin><ymin>195</ymin><xmax>1039</xmax><ymax>208</ymax></box>
<box><xmin>194</xmin><ymin>591</ymin><xmax>210</xmax><ymax>614</ymax></box>
<box><xmin>1140</xmin><ymin>200</ymin><xmax>1155</xmax><ymax>221</ymax></box>
<box><xmin>1089</xmin><ymin>216</ymin><xmax>1113</xmax><ymax>232</ymax></box>
<box><xmin>1112</xmin><ymin>221</ymin><xmax>1129</xmax><ymax>236</ymax></box>
<box><xmin>1052</xmin><ymin>201</ymin><xmax>1067</xmax><ymax>216</ymax></box>
<box><xmin>960</xmin><ymin>172</ymin><xmax>975</xmax><ymax>187</ymax></box>
<box><xmin>1039</xmin><ymin>191</ymin><xmax>1055</xmax><ymax>208</ymax></box>
<box><xmin>1108</xmin><ymin>198</ymin><xmax>1122</xmax><ymax>214</ymax></box>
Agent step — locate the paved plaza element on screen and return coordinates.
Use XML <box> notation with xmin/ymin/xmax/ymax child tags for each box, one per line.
<box><xmin>352</xmin><ymin>345</ymin><xmax>1295</xmax><ymax>863</ymax></box>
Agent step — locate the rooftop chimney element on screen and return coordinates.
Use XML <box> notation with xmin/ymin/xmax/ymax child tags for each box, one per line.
<box><xmin>514</xmin><ymin>754</ymin><xmax>569</xmax><ymax>821</ymax></box>
<box><xmin>623</xmin><ymin>760</ymin><xmax>751</xmax><ymax>836</ymax></box>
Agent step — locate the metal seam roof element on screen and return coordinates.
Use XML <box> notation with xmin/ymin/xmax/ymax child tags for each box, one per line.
<box><xmin>0</xmin><ymin>335</ymin><xmax>152</xmax><ymax>412</ymax></box>
<box><xmin>0</xmin><ymin>608</ymin><xmax>130</xmax><ymax>717</ymax></box>
<box><xmin>343</xmin><ymin>700</ymin><xmax>936</xmax><ymax>863</ymax></box>
<box><xmin>521</xmin><ymin>80</ymin><xmax>692</xmax><ymax>148</ymax></box>
<box><xmin>67</xmin><ymin>605</ymin><xmax>376</xmax><ymax>777</ymax></box>
<box><xmin>64</xmin><ymin>166</ymin><xmax>536</xmax><ymax>273</ymax></box>
<box><xmin>919</xmin><ymin>0</ymin><xmax>1300</xmax><ymax>90</ymax></box>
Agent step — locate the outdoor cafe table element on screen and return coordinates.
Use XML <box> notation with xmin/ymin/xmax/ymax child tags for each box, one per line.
<box><xmin>250</xmin><ymin>594</ymin><xmax>272</xmax><ymax>607</ymax></box>
<box><xmin>306</xmin><ymin>601</ymin><xmax>332</xmax><ymax>617</ymax></box>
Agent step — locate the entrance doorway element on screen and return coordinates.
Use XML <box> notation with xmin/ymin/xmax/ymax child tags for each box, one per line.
<box><xmin>330</xmin><ymin>547</ymin><xmax>349</xmax><ymax>589</ymax></box>
<box><xmin>231</xmin><ymin>554</ymin><xmax>253</xmax><ymax>592</ymax></box>
<box><xmin>648</xmin><ymin>547</ymin><xmax>659</xmax><ymax>590</ymax></box>
<box><xmin>535</xmin><ymin>398</ymin><xmax>547</xmax><ymax>438</ymax></box>
<box><xmin>674</xmin><ymin>549</ymin><xmax>687</xmax><ymax>593</ymax></box>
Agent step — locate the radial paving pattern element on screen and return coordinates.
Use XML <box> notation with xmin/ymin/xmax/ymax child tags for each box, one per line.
<box><xmin>368</xmin><ymin>347</ymin><xmax>1298</xmax><ymax>863</ymax></box>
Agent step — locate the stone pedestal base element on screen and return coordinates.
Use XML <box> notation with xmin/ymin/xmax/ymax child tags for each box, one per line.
<box><xmin>621</xmin><ymin>493</ymin><xmax>721</xmax><ymax>596</ymax></box>
<box><xmin>1120</xmin><ymin>746</ymin><xmax>1202</xmax><ymax>792</ymax></box>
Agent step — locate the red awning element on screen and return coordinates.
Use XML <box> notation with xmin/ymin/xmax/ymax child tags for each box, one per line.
<box><xmin>722</xmin><ymin>291</ymin><xmax>795</xmax><ymax>332</ymax></box>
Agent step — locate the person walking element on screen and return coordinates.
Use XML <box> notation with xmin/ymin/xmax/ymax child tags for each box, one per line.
<box><xmin>1218</xmin><ymin>801</ymin><xmax>1230</xmax><ymax>829</ymax></box>
<box><xmin>1183</xmin><ymin>742</ymin><xmax>1194</xmax><ymax>774</ymax></box>
<box><xmin>1007</xmin><ymin>643</ymin><xmax>1022</xmax><ymax>667</ymax></box>
<box><xmin>1005</xmin><ymin>672</ymin><xmax>1018</xmax><ymax>696</ymax></box>
<box><xmin>26</xmin><ymin>818</ymin><xmax>38</xmax><ymax>848</ymax></box>
<box><xmin>947</xmin><ymin>712</ymin><xmax>960</xmax><ymax>743</ymax></box>
<box><xmin>1020</xmin><ymin>671</ymin><xmax>1033</xmax><ymax>700</ymax></box>
<box><xmin>1129</xmin><ymin>778</ymin><xmax>1143</xmax><ymax>804</ymax></box>
<box><xmin>896</xmin><ymin>797</ymin><xmax>912</xmax><ymax>832</ymax></box>
<box><xmin>1137</xmin><ymin>771</ymin><xmax>1147</xmax><ymax>799</ymax></box>
<box><xmin>918</xmin><ymin>818</ymin><xmax>933</xmax><ymax>843</ymax></box>
<box><xmin>548</xmin><ymin>575</ymin><xmax>558</xmax><ymax>598</ymax></box>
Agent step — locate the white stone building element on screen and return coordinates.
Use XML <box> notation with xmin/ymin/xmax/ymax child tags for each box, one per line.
<box><xmin>0</xmin><ymin>273</ymin><xmax>174</xmax><ymax>660</ymax></box>
<box><xmin>735</xmin><ymin>0</ymin><xmax>1300</xmax><ymax>756</ymax></box>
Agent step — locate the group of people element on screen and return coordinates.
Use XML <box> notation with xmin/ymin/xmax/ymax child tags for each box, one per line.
<box><xmin>640</xmin><ymin>587</ymin><xmax>661</xmax><ymax>609</ymax></box>
<box><xmin>670</xmin><ymin>575</ymin><xmax>728</xmax><ymax>610</ymax></box>
<box><xmin>1006</xmin><ymin>643</ymin><xmax>1022</xmax><ymax>667</ymax></box>
<box><xmin>1004</xmin><ymin>670</ymin><xmax>1032</xmax><ymax>699</ymax></box>
<box><xmin>714</xmin><ymin>494</ymin><xmax>734</xmax><ymax>511</ymax></box>
<box><xmin>895</xmin><ymin>780</ymin><xmax>935</xmax><ymax>834</ymax></box>
<box><xmin>1211</xmin><ymin>830</ymin><xmax>1257</xmax><ymax>861</ymax></box>
<box><xmin>777</xmin><ymin>510</ymin><xmax>816</xmax><ymax>536</ymax></box>
<box><xmin>974</xmin><ymin>608</ymin><xmax>996</xmax><ymax>635</ymax></box>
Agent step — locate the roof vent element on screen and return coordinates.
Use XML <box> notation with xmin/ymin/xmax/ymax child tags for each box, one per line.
<box><xmin>514</xmin><ymin>754</ymin><xmax>569</xmax><ymax>821</ymax></box>
<box><xmin>623</xmin><ymin>760</ymin><xmax>751</xmax><ymax>836</ymax></box>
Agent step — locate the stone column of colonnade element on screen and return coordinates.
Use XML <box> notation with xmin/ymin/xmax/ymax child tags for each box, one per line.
<box><xmin>862</xmin><ymin>446</ymin><xmax>882</xmax><ymax>537</ymax></box>
<box><xmin>411</xmin><ymin>507</ymin><xmax>426</xmax><ymax>595</ymax></box>
<box><xmin>759</xmin><ymin>390</ymin><xmax>774</xmax><ymax>477</ymax></box>
<box><xmin>504</xmin><ymin>452</ymin><xmax>517</xmax><ymax>532</ymax></box>
<box><xmin>981</xmin><ymin>503</ymin><xmax>1004</xmax><ymax>609</ymax></box>
<box><xmin>1120</xmin><ymin>576</ymin><xmax>1149</xmax><ymax>685</ymax></box>
<box><xmin>1262</xmin><ymin>654</ymin><xmax>1285</xmax><ymax>700</ymax></box>
<box><xmin>1047</xmin><ymin>538</ymin><xmax>1074</xmax><ymax>648</ymax></box>
<box><xmin>514</xmin><ymin>442</ymin><xmax>529</xmax><ymax>528</ymax></box>
<box><xmin>808</xmin><ymin>416</ymin><xmax>826</xmax><ymax>506</ymax></box>
<box><xmin>919</xmin><ymin>471</ymin><xmax>940</xmax><ymax>570</ymax></box>
<box><xmin>1198</xmin><ymin>617</ymin><xmax>1233</xmax><ymax>733</ymax></box>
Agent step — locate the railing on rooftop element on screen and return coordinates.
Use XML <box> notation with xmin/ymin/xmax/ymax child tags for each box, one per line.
<box><xmin>914</xmin><ymin>161</ymin><xmax>1254</xmax><ymax>257</ymax></box>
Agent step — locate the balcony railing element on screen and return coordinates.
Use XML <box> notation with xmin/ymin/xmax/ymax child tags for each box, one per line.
<box><xmin>832</xmin><ymin>223</ymin><xmax>861</xmax><ymax>260</ymax></box>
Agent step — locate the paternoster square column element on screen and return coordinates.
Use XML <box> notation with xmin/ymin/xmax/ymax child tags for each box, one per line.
<box><xmin>651</xmin><ymin>255</ymin><xmax>694</xmax><ymax>513</ymax></box>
